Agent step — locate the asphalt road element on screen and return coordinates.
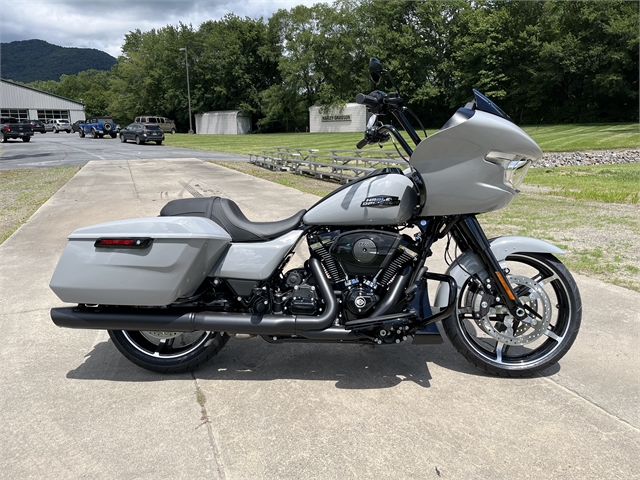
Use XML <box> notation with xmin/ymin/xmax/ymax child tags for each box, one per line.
<box><xmin>0</xmin><ymin>132</ymin><xmax>248</xmax><ymax>169</ymax></box>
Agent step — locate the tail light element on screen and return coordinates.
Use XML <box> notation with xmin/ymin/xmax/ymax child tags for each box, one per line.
<box><xmin>5</xmin><ymin>126</ymin><xmax>9</xmax><ymax>132</ymax></box>
<box><xmin>94</xmin><ymin>238</ymin><xmax>153</xmax><ymax>249</ymax></box>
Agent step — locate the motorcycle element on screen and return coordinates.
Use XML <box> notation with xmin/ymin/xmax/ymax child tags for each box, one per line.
<box><xmin>49</xmin><ymin>58</ymin><xmax>581</xmax><ymax>376</ymax></box>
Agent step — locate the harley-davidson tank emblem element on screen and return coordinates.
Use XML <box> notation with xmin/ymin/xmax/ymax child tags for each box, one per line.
<box><xmin>360</xmin><ymin>196</ymin><xmax>401</xmax><ymax>208</ymax></box>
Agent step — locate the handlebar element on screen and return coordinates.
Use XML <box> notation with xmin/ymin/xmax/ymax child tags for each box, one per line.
<box><xmin>355</xmin><ymin>93</ymin><xmax>379</xmax><ymax>107</ymax></box>
<box><xmin>356</xmin><ymin>138</ymin><xmax>369</xmax><ymax>149</ymax></box>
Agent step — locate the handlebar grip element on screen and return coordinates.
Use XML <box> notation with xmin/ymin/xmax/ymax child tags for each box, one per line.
<box><xmin>356</xmin><ymin>138</ymin><xmax>368</xmax><ymax>149</ymax></box>
<box><xmin>356</xmin><ymin>93</ymin><xmax>379</xmax><ymax>107</ymax></box>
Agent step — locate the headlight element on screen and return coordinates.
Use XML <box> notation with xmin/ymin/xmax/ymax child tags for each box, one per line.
<box><xmin>485</xmin><ymin>151</ymin><xmax>534</xmax><ymax>190</ymax></box>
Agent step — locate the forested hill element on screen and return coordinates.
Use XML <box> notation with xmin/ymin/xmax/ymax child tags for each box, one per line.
<box><xmin>0</xmin><ymin>40</ymin><xmax>117</xmax><ymax>83</ymax></box>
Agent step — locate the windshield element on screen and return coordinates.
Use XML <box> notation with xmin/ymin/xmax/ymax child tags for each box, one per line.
<box><xmin>473</xmin><ymin>89</ymin><xmax>512</xmax><ymax>122</ymax></box>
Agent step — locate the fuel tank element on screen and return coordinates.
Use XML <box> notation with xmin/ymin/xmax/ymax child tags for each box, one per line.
<box><xmin>304</xmin><ymin>170</ymin><xmax>417</xmax><ymax>226</ymax></box>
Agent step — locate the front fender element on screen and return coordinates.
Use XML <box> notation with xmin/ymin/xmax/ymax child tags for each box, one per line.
<box><xmin>434</xmin><ymin>236</ymin><xmax>564</xmax><ymax>308</ymax></box>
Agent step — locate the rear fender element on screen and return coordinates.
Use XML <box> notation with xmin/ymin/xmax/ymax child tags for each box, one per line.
<box><xmin>434</xmin><ymin>236</ymin><xmax>564</xmax><ymax>308</ymax></box>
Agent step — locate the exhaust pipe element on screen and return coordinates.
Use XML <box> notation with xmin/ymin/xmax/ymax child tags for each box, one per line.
<box><xmin>51</xmin><ymin>258</ymin><xmax>338</xmax><ymax>335</ymax></box>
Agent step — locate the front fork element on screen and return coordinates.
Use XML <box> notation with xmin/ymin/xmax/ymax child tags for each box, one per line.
<box><xmin>453</xmin><ymin>216</ymin><xmax>529</xmax><ymax>322</ymax></box>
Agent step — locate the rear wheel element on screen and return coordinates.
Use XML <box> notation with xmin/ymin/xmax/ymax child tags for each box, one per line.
<box><xmin>170</xmin><ymin>128</ymin><xmax>176</xmax><ymax>134</ymax></box>
<box><xmin>135</xmin><ymin>135</ymin><xmax>142</xmax><ymax>145</ymax></box>
<box><xmin>79</xmin><ymin>130</ymin><xmax>85</xmax><ymax>138</ymax></box>
<box><xmin>108</xmin><ymin>330</ymin><xmax>229</xmax><ymax>373</ymax></box>
<box><xmin>90</xmin><ymin>129</ymin><xmax>97</xmax><ymax>138</ymax></box>
<box><xmin>442</xmin><ymin>253</ymin><xmax>581</xmax><ymax>377</ymax></box>
<box><xmin>22</xmin><ymin>136</ymin><xmax>31</xmax><ymax>142</ymax></box>
<box><xmin>155</xmin><ymin>141</ymin><xmax>162</xmax><ymax>145</ymax></box>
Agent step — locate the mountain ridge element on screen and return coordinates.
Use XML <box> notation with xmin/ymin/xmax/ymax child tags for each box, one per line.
<box><xmin>0</xmin><ymin>39</ymin><xmax>117</xmax><ymax>83</ymax></box>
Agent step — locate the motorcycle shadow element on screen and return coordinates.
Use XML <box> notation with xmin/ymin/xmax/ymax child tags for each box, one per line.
<box><xmin>66</xmin><ymin>334</ymin><xmax>548</xmax><ymax>388</ymax></box>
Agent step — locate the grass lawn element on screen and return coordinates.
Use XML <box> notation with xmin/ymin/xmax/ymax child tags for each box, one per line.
<box><xmin>526</xmin><ymin>163</ymin><xmax>640</xmax><ymax>204</ymax></box>
<box><xmin>164</xmin><ymin>122</ymin><xmax>639</xmax><ymax>154</ymax></box>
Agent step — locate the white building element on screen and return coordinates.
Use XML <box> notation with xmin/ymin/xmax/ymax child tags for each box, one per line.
<box><xmin>0</xmin><ymin>79</ymin><xmax>85</xmax><ymax>122</ymax></box>
<box><xmin>309</xmin><ymin>103</ymin><xmax>369</xmax><ymax>133</ymax></box>
<box><xmin>195</xmin><ymin>111</ymin><xmax>251</xmax><ymax>134</ymax></box>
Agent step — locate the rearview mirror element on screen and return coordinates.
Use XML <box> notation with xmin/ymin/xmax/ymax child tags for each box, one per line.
<box><xmin>369</xmin><ymin>57</ymin><xmax>383</xmax><ymax>84</ymax></box>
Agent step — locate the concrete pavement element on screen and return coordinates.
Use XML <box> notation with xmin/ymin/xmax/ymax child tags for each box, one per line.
<box><xmin>1</xmin><ymin>159</ymin><xmax>638</xmax><ymax>479</ymax></box>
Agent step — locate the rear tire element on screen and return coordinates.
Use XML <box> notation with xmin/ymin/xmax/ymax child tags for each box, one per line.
<box><xmin>135</xmin><ymin>135</ymin><xmax>142</xmax><ymax>145</ymax></box>
<box><xmin>108</xmin><ymin>330</ymin><xmax>229</xmax><ymax>373</ymax></box>
<box><xmin>79</xmin><ymin>130</ymin><xmax>85</xmax><ymax>138</ymax></box>
<box><xmin>90</xmin><ymin>129</ymin><xmax>97</xmax><ymax>139</ymax></box>
<box><xmin>22</xmin><ymin>136</ymin><xmax>31</xmax><ymax>142</ymax></box>
<box><xmin>156</xmin><ymin>141</ymin><xmax>162</xmax><ymax>145</ymax></box>
<box><xmin>442</xmin><ymin>253</ymin><xmax>581</xmax><ymax>377</ymax></box>
<box><xmin>170</xmin><ymin>128</ymin><xmax>176</xmax><ymax>134</ymax></box>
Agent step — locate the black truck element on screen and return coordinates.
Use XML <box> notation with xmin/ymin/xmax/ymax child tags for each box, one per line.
<box><xmin>1</xmin><ymin>117</ymin><xmax>34</xmax><ymax>142</ymax></box>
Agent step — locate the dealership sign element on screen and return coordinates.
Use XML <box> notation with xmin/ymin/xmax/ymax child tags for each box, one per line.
<box><xmin>321</xmin><ymin>114</ymin><xmax>351</xmax><ymax>122</ymax></box>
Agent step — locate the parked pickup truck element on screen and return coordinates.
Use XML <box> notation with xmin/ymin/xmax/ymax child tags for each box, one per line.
<box><xmin>1</xmin><ymin>117</ymin><xmax>34</xmax><ymax>142</ymax></box>
<box><xmin>78</xmin><ymin>117</ymin><xmax>117</xmax><ymax>139</ymax></box>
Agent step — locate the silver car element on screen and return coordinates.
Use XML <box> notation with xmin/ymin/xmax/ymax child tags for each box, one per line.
<box><xmin>45</xmin><ymin>119</ymin><xmax>72</xmax><ymax>133</ymax></box>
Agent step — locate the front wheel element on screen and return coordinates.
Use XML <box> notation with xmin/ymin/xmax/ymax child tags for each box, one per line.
<box><xmin>135</xmin><ymin>135</ymin><xmax>142</xmax><ymax>145</ymax></box>
<box><xmin>120</xmin><ymin>134</ymin><xmax>126</xmax><ymax>143</ymax></box>
<box><xmin>108</xmin><ymin>330</ymin><xmax>229</xmax><ymax>373</ymax></box>
<box><xmin>442</xmin><ymin>253</ymin><xmax>581</xmax><ymax>377</ymax></box>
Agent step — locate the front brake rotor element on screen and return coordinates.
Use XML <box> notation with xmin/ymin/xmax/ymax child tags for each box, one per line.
<box><xmin>472</xmin><ymin>274</ymin><xmax>552</xmax><ymax>345</ymax></box>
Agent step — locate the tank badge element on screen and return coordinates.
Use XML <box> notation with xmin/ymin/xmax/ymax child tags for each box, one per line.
<box><xmin>361</xmin><ymin>196</ymin><xmax>400</xmax><ymax>208</ymax></box>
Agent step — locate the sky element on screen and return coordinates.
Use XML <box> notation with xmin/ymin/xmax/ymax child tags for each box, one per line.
<box><xmin>1</xmin><ymin>0</ymin><xmax>327</xmax><ymax>58</ymax></box>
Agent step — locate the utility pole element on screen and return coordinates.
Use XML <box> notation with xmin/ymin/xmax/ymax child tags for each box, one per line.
<box><xmin>179</xmin><ymin>47</ymin><xmax>194</xmax><ymax>134</ymax></box>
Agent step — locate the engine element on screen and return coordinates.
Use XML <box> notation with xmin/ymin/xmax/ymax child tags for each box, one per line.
<box><xmin>307</xmin><ymin>229</ymin><xmax>418</xmax><ymax>321</ymax></box>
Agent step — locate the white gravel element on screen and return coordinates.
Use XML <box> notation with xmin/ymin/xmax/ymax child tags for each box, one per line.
<box><xmin>536</xmin><ymin>149</ymin><xmax>640</xmax><ymax>168</ymax></box>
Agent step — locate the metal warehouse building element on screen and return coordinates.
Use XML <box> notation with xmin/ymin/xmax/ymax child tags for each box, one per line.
<box><xmin>0</xmin><ymin>79</ymin><xmax>85</xmax><ymax>122</ymax></box>
<box><xmin>195</xmin><ymin>111</ymin><xmax>251</xmax><ymax>134</ymax></box>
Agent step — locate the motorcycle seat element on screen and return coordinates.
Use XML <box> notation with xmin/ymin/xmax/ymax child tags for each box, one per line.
<box><xmin>160</xmin><ymin>196</ymin><xmax>306</xmax><ymax>242</ymax></box>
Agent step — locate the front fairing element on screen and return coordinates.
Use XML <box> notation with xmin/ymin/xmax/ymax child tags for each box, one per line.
<box><xmin>410</xmin><ymin>109</ymin><xmax>542</xmax><ymax>217</ymax></box>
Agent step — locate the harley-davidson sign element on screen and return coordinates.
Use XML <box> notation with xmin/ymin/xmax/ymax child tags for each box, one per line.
<box><xmin>321</xmin><ymin>114</ymin><xmax>352</xmax><ymax>122</ymax></box>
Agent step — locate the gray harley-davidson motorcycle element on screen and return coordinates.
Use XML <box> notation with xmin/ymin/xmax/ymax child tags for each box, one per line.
<box><xmin>50</xmin><ymin>58</ymin><xmax>581</xmax><ymax>376</ymax></box>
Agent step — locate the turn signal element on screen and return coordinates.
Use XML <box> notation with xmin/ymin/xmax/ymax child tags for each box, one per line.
<box><xmin>495</xmin><ymin>271</ymin><xmax>516</xmax><ymax>301</ymax></box>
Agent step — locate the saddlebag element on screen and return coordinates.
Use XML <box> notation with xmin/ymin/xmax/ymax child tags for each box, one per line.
<box><xmin>49</xmin><ymin>216</ymin><xmax>232</xmax><ymax>306</ymax></box>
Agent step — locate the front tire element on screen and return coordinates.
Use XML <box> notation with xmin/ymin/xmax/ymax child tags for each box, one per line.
<box><xmin>442</xmin><ymin>253</ymin><xmax>581</xmax><ymax>377</ymax></box>
<box><xmin>120</xmin><ymin>134</ymin><xmax>126</xmax><ymax>143</ymax></box>
<box><xmin>135</xmin><ymin>135</ymin><xmax>142</xmax><ymax>145</ymax></box>
<box><xmin>108</xmin><ymin>330</ymin><xmax>229</xmax><ymax>373</ymax></box>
